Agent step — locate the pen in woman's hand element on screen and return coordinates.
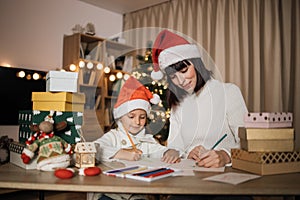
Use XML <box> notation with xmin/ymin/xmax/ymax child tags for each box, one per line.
<box><xmin>211</xmin><ymin>134</ymin><xmax>228</xmax><ymax>150</ymax></box>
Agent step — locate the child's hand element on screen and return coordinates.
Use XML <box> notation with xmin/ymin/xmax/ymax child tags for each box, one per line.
<box><xmin>114</xmin><ymin>148</ymin><xmax>143</xmax><ymax>161</ymax></box>
<box><xmin>161</xmin><ymin>149</ymin><xmax>180</xmax><ymax>163</ymax></box>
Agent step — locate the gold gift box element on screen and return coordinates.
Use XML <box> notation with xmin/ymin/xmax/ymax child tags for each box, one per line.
<box><xmin>32</xmin><ymin>92</ymin><xmax>85</xmax><ymax>112</ymax></box>
<box><xmin>238</xmin><ymin>127</ymin><xmax>294</xmax><ymax>152</ymax></box>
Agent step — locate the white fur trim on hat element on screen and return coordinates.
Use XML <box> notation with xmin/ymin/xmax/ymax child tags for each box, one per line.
<box><xmin>113</xmin><ymin>99</ymin><xmax>151</xmax><ymax>119</ymax></box>
<box><xmin>158</xmin><ymin>44</ymin><xmax>200</xmax><ymax>70</ymax></box>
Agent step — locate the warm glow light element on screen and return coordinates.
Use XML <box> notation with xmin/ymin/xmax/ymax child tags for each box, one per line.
<box><xmin>109</xmin><ymin>74</ymin><xmax>116</xmax><ymax>82</ymax></box>
<box><xmin>79</xmin><ymin>61</ymin><xmax>85</xmax><ymax>68</ymax></box>
<box><xmin>69</xmin><ymin>64</ymin><xmax>77</xmax><ymax>71</ymax></box>
<box><xmin>104</xmin><ymin>66</ymin><xmax>111</xmax><ymax>74</ymax></box>
<box><xmin>116</xmin><ymin>72</ymin><xmax>123</xmax><ymax>79</ymax></box>
<box><xmin>123</xmin><ymin>74</ymin><xmax>130</xmax><ymax>80</ymax></box>
<box><xmin>26</xmin><ymin>74</ymin><xmax>31</xmax><ymax>80</ymax></box>
<box><xmin>32</xmin><ymin>73</ymin><xmax>40</xmax><ymax>80</ymax></box>
<box><xmin>87</xmin><ymin>62</ymin><xmax>93</xmax><ymax>69</ymax></box>
<box><xmin>1</xmin><ymin>63</ymin><xmax>11</xmax><ymax>67</ymax></box>
<box><xmin>17</xmin><ymin>71</ymin><xmax>26</xmax><ymax>78</ymax></box>
<box><xmin>96</xmin><ymin>63</ymin><xmax>103</xmax><ymax>70</ymax></box>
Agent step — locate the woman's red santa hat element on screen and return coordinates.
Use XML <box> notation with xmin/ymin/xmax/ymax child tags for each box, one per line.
<box><xmin>151</xmin><ymin>30</ymin><xmax>201</xmax><ymax>80</ymax></box>
<box><xmin>113</xmin><ymin>76</ymin><xmax>160</xmax><ymax>119</ymax></box>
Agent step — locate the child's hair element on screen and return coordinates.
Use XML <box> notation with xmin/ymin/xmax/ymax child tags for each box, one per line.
<box><xmin>165</xmin><ymin>57</ymin><xmax>212</xmax><ymax>107</ymax></box>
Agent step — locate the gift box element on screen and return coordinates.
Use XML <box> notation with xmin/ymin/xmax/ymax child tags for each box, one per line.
<box><xmin>46</xmin><ymin>71</ymin><xmax>78</xmax><ymax>92</ymax></box>
<box><xmin>18</xmin><ymin>110</ymin><xmax>43</xmax><ymax>144</ymax></box>
<box><xmin>19</xmin><ymin>110</ymin><xmax>83</xmax><ymax>125</ymax></box>
<box><xmin>244</xmin><ymin>112</ymin><xmax>293</xmax><ymax>128</ymax></box>
<box><xmin>9</xmin><ymin>141</ymin><xmax>37</xmax><ymax>170</ymax></box>
<box><xmin>231</xmin><ymin>148</ymin><xmax>300</xmax><ymax>175</ymax></box>
<box><xmin>32</xmin><ymin>92</ymin><xmax>85</xmax><ymax>112</ymax></box>
<box><xmin>18</xmin><ymin>110</ymin><xmax>33</xmax><ymax>124</ymax></box>
<box><xmin>18</xmin><ymin>110</ymin><xmax>83</xmax><ymax>144</ymax></box>
<box><xmin>238</xmin><ymin>127</ymin><xmax>294</xmax><ymax>152</ymax></box>
<box><xmin>55</xmin><ymin>125</ymin><xmax>82</xmax><ymax>144</ymax></box>
<box><xmin>18</xmin><ymin>123</ymin><xmax>32</xmax><ymax>144</ymax></box>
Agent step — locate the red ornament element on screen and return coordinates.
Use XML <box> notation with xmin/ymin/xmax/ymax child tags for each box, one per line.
<box><xmin>79</xmin><ymin>167</ymin><xmax>102</xmax><ymax>176</ymax></box>
<box><xmin>54</xmin><ymin>168</ymin><xmax>74</xmax><ymax>179</ymax></box>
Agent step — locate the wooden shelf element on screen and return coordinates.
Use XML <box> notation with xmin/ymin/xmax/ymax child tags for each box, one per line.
<box><xmin>62</xmin><ymin>33</ymin><xmax>137</xmax><ymax>131</ymax></box>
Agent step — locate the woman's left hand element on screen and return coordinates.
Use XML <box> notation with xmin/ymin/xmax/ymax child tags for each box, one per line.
<box><xmin>196</xmin><ymin>150</ymin><xmax>230</xmax><ymax>168</ymax></box>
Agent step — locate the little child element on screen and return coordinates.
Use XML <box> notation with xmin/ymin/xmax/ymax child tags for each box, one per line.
<box><xmin>94</xmin><ymin>76</ymin><xmax>179</xmax><ymax>163</ymax></box>
<box><xmin>92</xmin><ymin>76</ymin><xmax>179</xmax><ymax>200</ymax></box>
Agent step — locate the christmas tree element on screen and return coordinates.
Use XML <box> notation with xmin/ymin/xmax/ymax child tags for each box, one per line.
<box><xmin>131</xmin><ymin>44</ymin><xmax>170</xmax><ymax>145</ymax></box>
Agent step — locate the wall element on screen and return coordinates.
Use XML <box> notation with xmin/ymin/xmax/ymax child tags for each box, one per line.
<box><xmin>0</xmin><ymin>0</ymin><xmax>122</xmax><ymax>71</ymax></box>
<box><xmin>0</xmin><ymin>0</ymin><xmax>123</xmax><ymax>141</ymax></box>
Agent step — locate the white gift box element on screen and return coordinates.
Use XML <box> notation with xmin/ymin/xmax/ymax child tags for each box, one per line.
<box><xmin>9</xmin><ymin>142</ymin><xmax>37</xmax><ymax>170</ymax></box>
<box><xmin>46</xmin><ymin>71</ymin><xmax>78</xmax><ymax>92</ymax></box>
<box><xmin>10</xmin><ymin>151</ymin><xmax>37</xmax><ymax>170</ymax></box>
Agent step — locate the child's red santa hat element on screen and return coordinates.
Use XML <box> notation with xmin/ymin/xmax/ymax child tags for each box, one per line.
<box><xmin>113</xmin><ymin>76</ymin><xmax>160</xmax><ymax>119</ymax></box>
<box><xmin>151</xmin><ymin>30</ymin><xmax>201</xmax><ymax>80</ymax></box>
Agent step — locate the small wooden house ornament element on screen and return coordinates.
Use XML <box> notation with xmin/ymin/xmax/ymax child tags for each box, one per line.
<box><xmin>74</xmin><ymin>142</ymin><xmax>97</xmax><ymax>168</ymax></box>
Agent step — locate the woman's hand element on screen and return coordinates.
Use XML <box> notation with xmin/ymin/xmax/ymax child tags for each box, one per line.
<box><xmin>188</xmin><ymin>145</ymin><xmax>231</xmax><ymax>168</ymax></box>
<box><xmin>161</xmin><ymin>149</ymin><xmax>180</xmax><ymax>163</ymax></box>
<box><xmin>187</xmin><ymin>145</ymin><xmax>207</xmax><ymax>161</ymax></box>
<box><xmin>113</xmin><ymin>148</ymin><xmax>143</xmax><ymax>161</ymax></box>
<box><xmin>196</xmin><ymin>150</ymin><xmax>230</xmax><ymax>168</ymax></box>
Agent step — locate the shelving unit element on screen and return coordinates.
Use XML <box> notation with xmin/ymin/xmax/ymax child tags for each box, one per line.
<box><xmin>62</xmin><ymin>33</ymin><xmax>136</xmax><ymax>133</ymax></box>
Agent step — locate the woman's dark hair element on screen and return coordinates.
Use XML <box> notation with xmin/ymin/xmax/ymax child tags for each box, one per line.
<box><xmin>165</xmin><ymin>57</ymin><xmax>212</xmax><ymax>107</ymax></box>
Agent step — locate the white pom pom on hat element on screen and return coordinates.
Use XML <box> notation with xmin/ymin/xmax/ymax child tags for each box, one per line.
<box><xmin>113</xmin><ymin>76</ymin><xmax>161</xmax><ymax>119</ymax></box>
<box><xmin>150</xmin><ymin>93</ymin><xmax>160</xmax><ymax>104</ymax></box>
<box><xmin>151</xmin><ymin>30</ymin><xmax>201</xmax><ymax>80</ymax></box>
<box><xmin>150</xmin><ymin>69</ymin><xmax>164</xmax><ymax>80</ymax></box>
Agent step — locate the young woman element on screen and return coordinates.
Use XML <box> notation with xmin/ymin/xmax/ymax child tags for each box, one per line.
<box><xmin>153</xmin><ymin>30</ymin><xmax>248</xmax><ymax>168</ymax></box>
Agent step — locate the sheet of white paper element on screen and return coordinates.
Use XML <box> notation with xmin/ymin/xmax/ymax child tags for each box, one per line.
<box><xmin>168</xmin><ymin>159</ymin><xmax>225</xmax><ymax>172</ymax></box>
<box><xmin>202</xmin><ymin>172</ymin><xmax>261</xmax><ymax>185</ymax></box>
<box><xmin>119</xmin><ymin>158</ymin><xmax>225</xmax><ymax>172</ymax></box>
<box><xmin>173</xmin><ymin>170</ymin><xmax>195</xmax><ymax>176</ymax></box>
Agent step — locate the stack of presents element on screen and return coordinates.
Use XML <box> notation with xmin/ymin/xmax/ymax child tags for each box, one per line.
<box><xmin>9</xmin><ymin>71</ymin><xmax>97</xmax><ymax>169</ymax></box>
<box><xmin>232</xmin><ymin>112</ymin><xmax>300</xmax><ymax>175</ymax></box>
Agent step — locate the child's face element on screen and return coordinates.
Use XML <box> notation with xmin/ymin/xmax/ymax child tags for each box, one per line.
<box><xmin>120</xmin><ymin>109</ymin><xmax>147</xmax><ymax>135</ymax></box>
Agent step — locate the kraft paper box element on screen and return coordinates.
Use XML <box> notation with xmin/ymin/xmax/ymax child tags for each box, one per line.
<box><xmin>9</xmin><ymin>141</ymin><xmax>37</xmax><ymax>170</ymax></box>
<box><xmin>46</xmin><ymin>71</ymin><xmax>78</xmax><ymax>92</ymax></box>
<box><xmin>238</xmin><ymin>127</ymin><xmax>294</xmax><ymax>152</ymax></box>
<box><xmin>32</xmin><ymin>92</ymin><xmax>85</xmax><ymax>112</ymax></box>
<box><xmin>244</xmin><ymin>112</ymin><xmax>293</xmax><ymax>128</ymax></box>
<box><xmin>231</xmin><ymin>148</ymin><xmax>300</xmax><ymax>175</ymax></box>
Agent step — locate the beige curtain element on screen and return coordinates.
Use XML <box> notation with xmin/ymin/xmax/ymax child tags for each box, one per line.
<box><xmin>123</xmin><ymin>0</ymin><xmax>300</xmax><ymax>149</ymax></box>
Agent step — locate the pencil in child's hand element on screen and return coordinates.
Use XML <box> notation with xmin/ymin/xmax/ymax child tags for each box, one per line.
<box><xmin>124</xmin><ymin>126</ymin><xmax>138</xmax><ymax>152</ymax></box>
